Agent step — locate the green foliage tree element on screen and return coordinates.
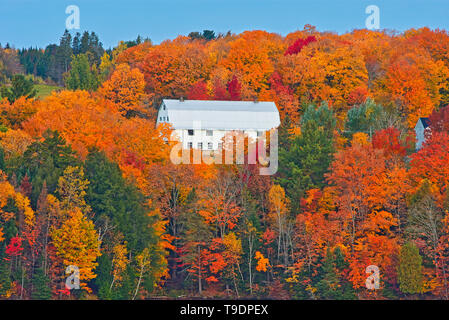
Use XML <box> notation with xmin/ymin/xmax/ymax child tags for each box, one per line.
<box><xmin>0</xmin><ymin>146</ymin><xmax>5</xmax><ymax>171</ymax></box>
<box><xmin>315</xmin><ymin>247</ymin><xmax>355</xmax><ymax>299</ymax></box>
<box><xmin>95</xmin><ymin>253</ymin><xmax>114</xmax><ymax>300</ymax></box>
<box><xmin>79</xmin><ymin>31</ymin><xmax>104</xmax><ymax>65</ymax></box>
<box><xmin>316</xmin><ymin>248</ymin><xmax>340</xmax><ymax>299</ymax></box>
<box><xmin>31</xmin><ymin>266</ymin><xmax>52</xmax><ymax>300</ymax></box>
<box><xmin>0</xmin><ymin>59</ymin><xmax>5</xmax><ymax>85</ymax></box>
<box><xmin>18</xmin><ymin>48</ymin><xmax>44</xmax><ymax>76</ymax></box>
<box><xmin>278</xmin><ymin>114</ymin><xmax>295</xmax><ymax>151</ymax></box>
<box><xmin>398</xmin><ymin>242</ymin><xmax>423</xmax><ymax>295</ymax></box>
<box><xmin>344</xmin><ymin>98</ymin><xmax>384</xmax><ymax>139</ymax></box>
<box><xmin>84</xmin><ymin>149</ymin><xmax>167</xmax><ymax>295</ymax></box>
<box><xmin>0</xmin><ymin>74</ymin><xmax>36</xmax><ymax>102</ymax></box>
<box><xmin>188</xmin><ymin>30</ymin><xmax>216</xmax><ymax>41</ymax></box>
<box><xmin>17</xmin><ymin>30</ymin><xmax>104</xmax><ymax>84</ymax></box>
<box><xmin>57</xmin><ymin>30</ymin><xmax>73</xmax><ymax>76</ymax></box>
<box><xmin>0</xmin><ymin>248</ymin><xmax>11</xmax><ymax>296</ymax></box>
<box><xmin>18</xmin><ymin>130</ymin><xmax>79</xmax><ymax>204</ymax></box>
<box><xmin>278</xmin><ymin>102</ymin><xmax>336</xmax><ymax>212</ymax></box>
<box><xmin>64</xmin><ymin>53</ymin><xmax>99</xmax><ymax>91</ymax></box>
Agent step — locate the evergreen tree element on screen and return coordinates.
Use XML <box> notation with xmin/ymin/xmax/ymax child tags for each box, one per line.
<box><xmin>0</xmin><ymin>74</ymin><xmax>36</xmax><ymax>102</ymax></box>
<box><xmin>84</xmin><ymin>149</ymin><xmax>166</xmax><ymax>295</ymax></box>
<box><xmin>118</xmin><ymin>265</ymin><xmax>135</xmax><ymax>299</ymax></box>
<box><xmin>278</xmin><ymin>114</ymin><xmax>294</xmax><ymax>151</ymax></box>
<box><xmin>0</xmin><ymin>247</ymin><xmax>11</xmax><ymax>297</ymax></box>
<box><xmin>18</xmin><ymin>47</ymin><xmax>44</xmax><ymax>76</ymax></box>
<box><xmin>0</xmin><ymin>146</ymin><xmax>5</xmax><ymax>171</ymax></box>
<box><xmin>202</xmin><ymin>30</ymin><xmax>216</xmax><ymax>41</ymax></box>
<box><xmin>312</xmin><ymin>247</ymin><xmax>356</xmax><ymax>300</ymax></box>
<box><xmin>84</xmin><ymin>149</ymin><xmax>152</xmax><ymax>251</ymax></box>
<box><xmin>80</xmin><ymin>31</ymin><xmax>90</xmax><ymax>55</ymax></box>
<box><xmin>56</xmin><ymin>30</ymin><xmax>73</xmax><ymax>83</ymax></box>
<box><xmin>277</xmin><ymin>102</ymin><xmax>336</xmax><ymax>212</ymax></box>
<box><xmin>72</xmin><ymin>32</ymin><xmax>81</xmax><ymax>55</ymax></box>
<box><xmin>87</xmin><ymin>31</ymin><xmax>104</xmax><ymax>65</ymax></box>
<box><xmin>18</xmin><ymin>130</ymin><xmax>79</xmax><ymax>204</ymax></box>
<box><xmin>95</xmin><ymin>253</ymin><xmax>114</xmax><ymax>300</ymax></box>
<box><xmin>64</xmin><ymin>53</ymin><xmax>99</xmax><ymax>91</ymax></box>
<box><xmin>398</xmin><ymin>242</ymin><xmax>423</xmax><ymax>295</ymax></box>
<box><xmin>344</xmin><ymin>98</ymin><xmax>384</xmax><ymax>139</ymax></box>
<box><xmin>42</xmin><ymin>44</ymin><xmax>59</xmax><ymax>81</ymax></box>
<box><xmin>316</xmin><ymin>248</ymin><xmax>340</xmax><ymax>299</ymax></box>
<box><xmin>31</xmin><ymin>266</ymin><xmax>52</xmax><ymax>300</ymax></box>
<box><xmin>333</xmin><ymin>247</ymin><xmax>355</xmax><ymax>299</ymax></box>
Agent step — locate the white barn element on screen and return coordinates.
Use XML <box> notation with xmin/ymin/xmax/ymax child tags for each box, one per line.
<box><xmin>156</xmin><ymin>99</ymin><xmax>281</xmax><ymax>150</ymax></box>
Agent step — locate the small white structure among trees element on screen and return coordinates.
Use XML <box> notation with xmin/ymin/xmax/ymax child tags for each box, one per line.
<box><xmin>414</xmin><ymin>117</ymin><xmax>430</xmax><ymax>150</ymax></box>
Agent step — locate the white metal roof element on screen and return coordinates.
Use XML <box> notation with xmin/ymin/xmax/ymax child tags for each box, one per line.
<box><xmin>158</xmin><ymin>99</ymin><xmax>280</xmax><ymax>131</ymax></box>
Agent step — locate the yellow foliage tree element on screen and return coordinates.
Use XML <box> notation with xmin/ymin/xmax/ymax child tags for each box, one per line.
<box><xmin>110</xmin><ymin>242</ymin><xmax>129</xmax><ymax>289</ymax></box>
<box><xmin>351</xmin><ymin>132</ymin><xmax>370</xmax><ymax>146</ymax></box>
<box><xmin>0</xmin><ymin>171</ymin><xmax>35</xmax><ymax>242</ymax></box>
<box><xmin>51</xmin><ymin>207</ymin><xmax>100</xmax><ymax>292</ymax></box>
<box><xmin>268</xmin><ymin>184</ymin><xmax>291</xmax><ymax>266</ymax></box>
<box><xmin>0</xmin><ymin>129</ymin><xmax>33</xmax><ymax>160</ymax></box>
<box><xmin>98</xmin><ymin>63</ymin><xmax>148</xmax><ymax>116</ymax></box>
<box><xmin>255</xmin><ymin>251</ymin><xmax>270</xmax><ymax>272</ymax></box>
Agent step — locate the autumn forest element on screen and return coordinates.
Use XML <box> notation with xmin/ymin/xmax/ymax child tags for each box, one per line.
<box><xmin>1</xmin><ymin>25</ymin><xmax>449</xmax><ymax>300</ymax></box>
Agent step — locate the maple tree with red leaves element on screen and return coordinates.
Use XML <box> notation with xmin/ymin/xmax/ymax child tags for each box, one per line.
<box><xmin>187</xmin><ymin>80</ymin><xmax>210</xmax><ymax>100</ymax></box>
<box><xmin>284</xmin><ymin>35</ymin><xmax>316</xmax><ymax>55</ymax></box>
<box><xmin>5</xmin><ymin>236</ymin><xmax>24</xmax><ymax>260</ymax></box>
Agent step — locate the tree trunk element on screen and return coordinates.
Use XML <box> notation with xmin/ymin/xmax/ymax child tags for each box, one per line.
<box><xmin>198</xmin><ymin>246</ymin><xmax>202</xmax><ymax>295</ymax></box>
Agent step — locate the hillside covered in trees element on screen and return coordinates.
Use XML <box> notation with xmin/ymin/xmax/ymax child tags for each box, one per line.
<box><xmin>1</xmin><ymin>26</ymin><xmax>449</xmax><ymax>299</ymax></box>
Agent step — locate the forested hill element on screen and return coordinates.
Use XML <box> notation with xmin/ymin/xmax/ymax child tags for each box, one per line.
<box><xmin>1</xmin><ymin>26</ymin><xmax>449</xmax><ymax>299</ymax></box>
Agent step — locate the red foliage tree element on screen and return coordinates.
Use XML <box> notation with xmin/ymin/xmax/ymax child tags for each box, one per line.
<box><xmin>187</xmin><ymin>80</ymin><xmax>210</xmax><ymax>100</ymax></box>
<box><xmin>19</xmin><ymin>174</ymin><xmax>32</xmax><ymax>198</ymax></box>
<box><xmin>5</xmin><ymin>235</ymin><xmax>24</xmax><ymax>260</ymax></box>
<box><xmin>227</xmin><ymin>75</ymin><xmax>242</xmax><ymax>101</ymax></box>
<box><xmin>269</xmin><ymin>72</ymin><xmax>293</xmax><ymax>95</ymax></box>
<box><xmin>284</xmin><ymin>36</ymin><xmax>316</xmax><ymax>55</ymax></box>
<box><xmin>347</xmin><ymin>86</ymin><xmax>368</xmax><ymax>105</ymax></box>
<box><xmin>429</xmin><ymin>105</ymin><xmax>449</xmax><ymax>133</ymax></box>
<box><xmin>213</xmin><ymin>80</ymin><xmax>230</xmax><ymax>100</ymax></box>
<box><xmin>372</xmin><ymin>127</ymin><xmax>413</xmax><ymax>158</ymax></box>
<box><xmin>269</xmin><ymin>71</ymin><xmax>299</xmax><ymax>121</ymax></box>
<box><xmin>409</xmin><ymin>131</ymin><xmax>449</xmax><ymax>205</ymax></box>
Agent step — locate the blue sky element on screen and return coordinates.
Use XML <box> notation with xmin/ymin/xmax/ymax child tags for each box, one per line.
<box><xmin>1</xmin><ymin>0</ymin><xmax>449</xmax><ymax>49</ymax></box>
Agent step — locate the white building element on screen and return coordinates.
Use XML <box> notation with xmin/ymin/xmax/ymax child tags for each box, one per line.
<box><xmin>414</xmin><ymin>117</ymin><xmax>430</xmax><ymax>150</ymax></box>
<box><xmin>156</xmin><ymin>99</ymin><xmax>281</xmax><ymax>150</ymax></box>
